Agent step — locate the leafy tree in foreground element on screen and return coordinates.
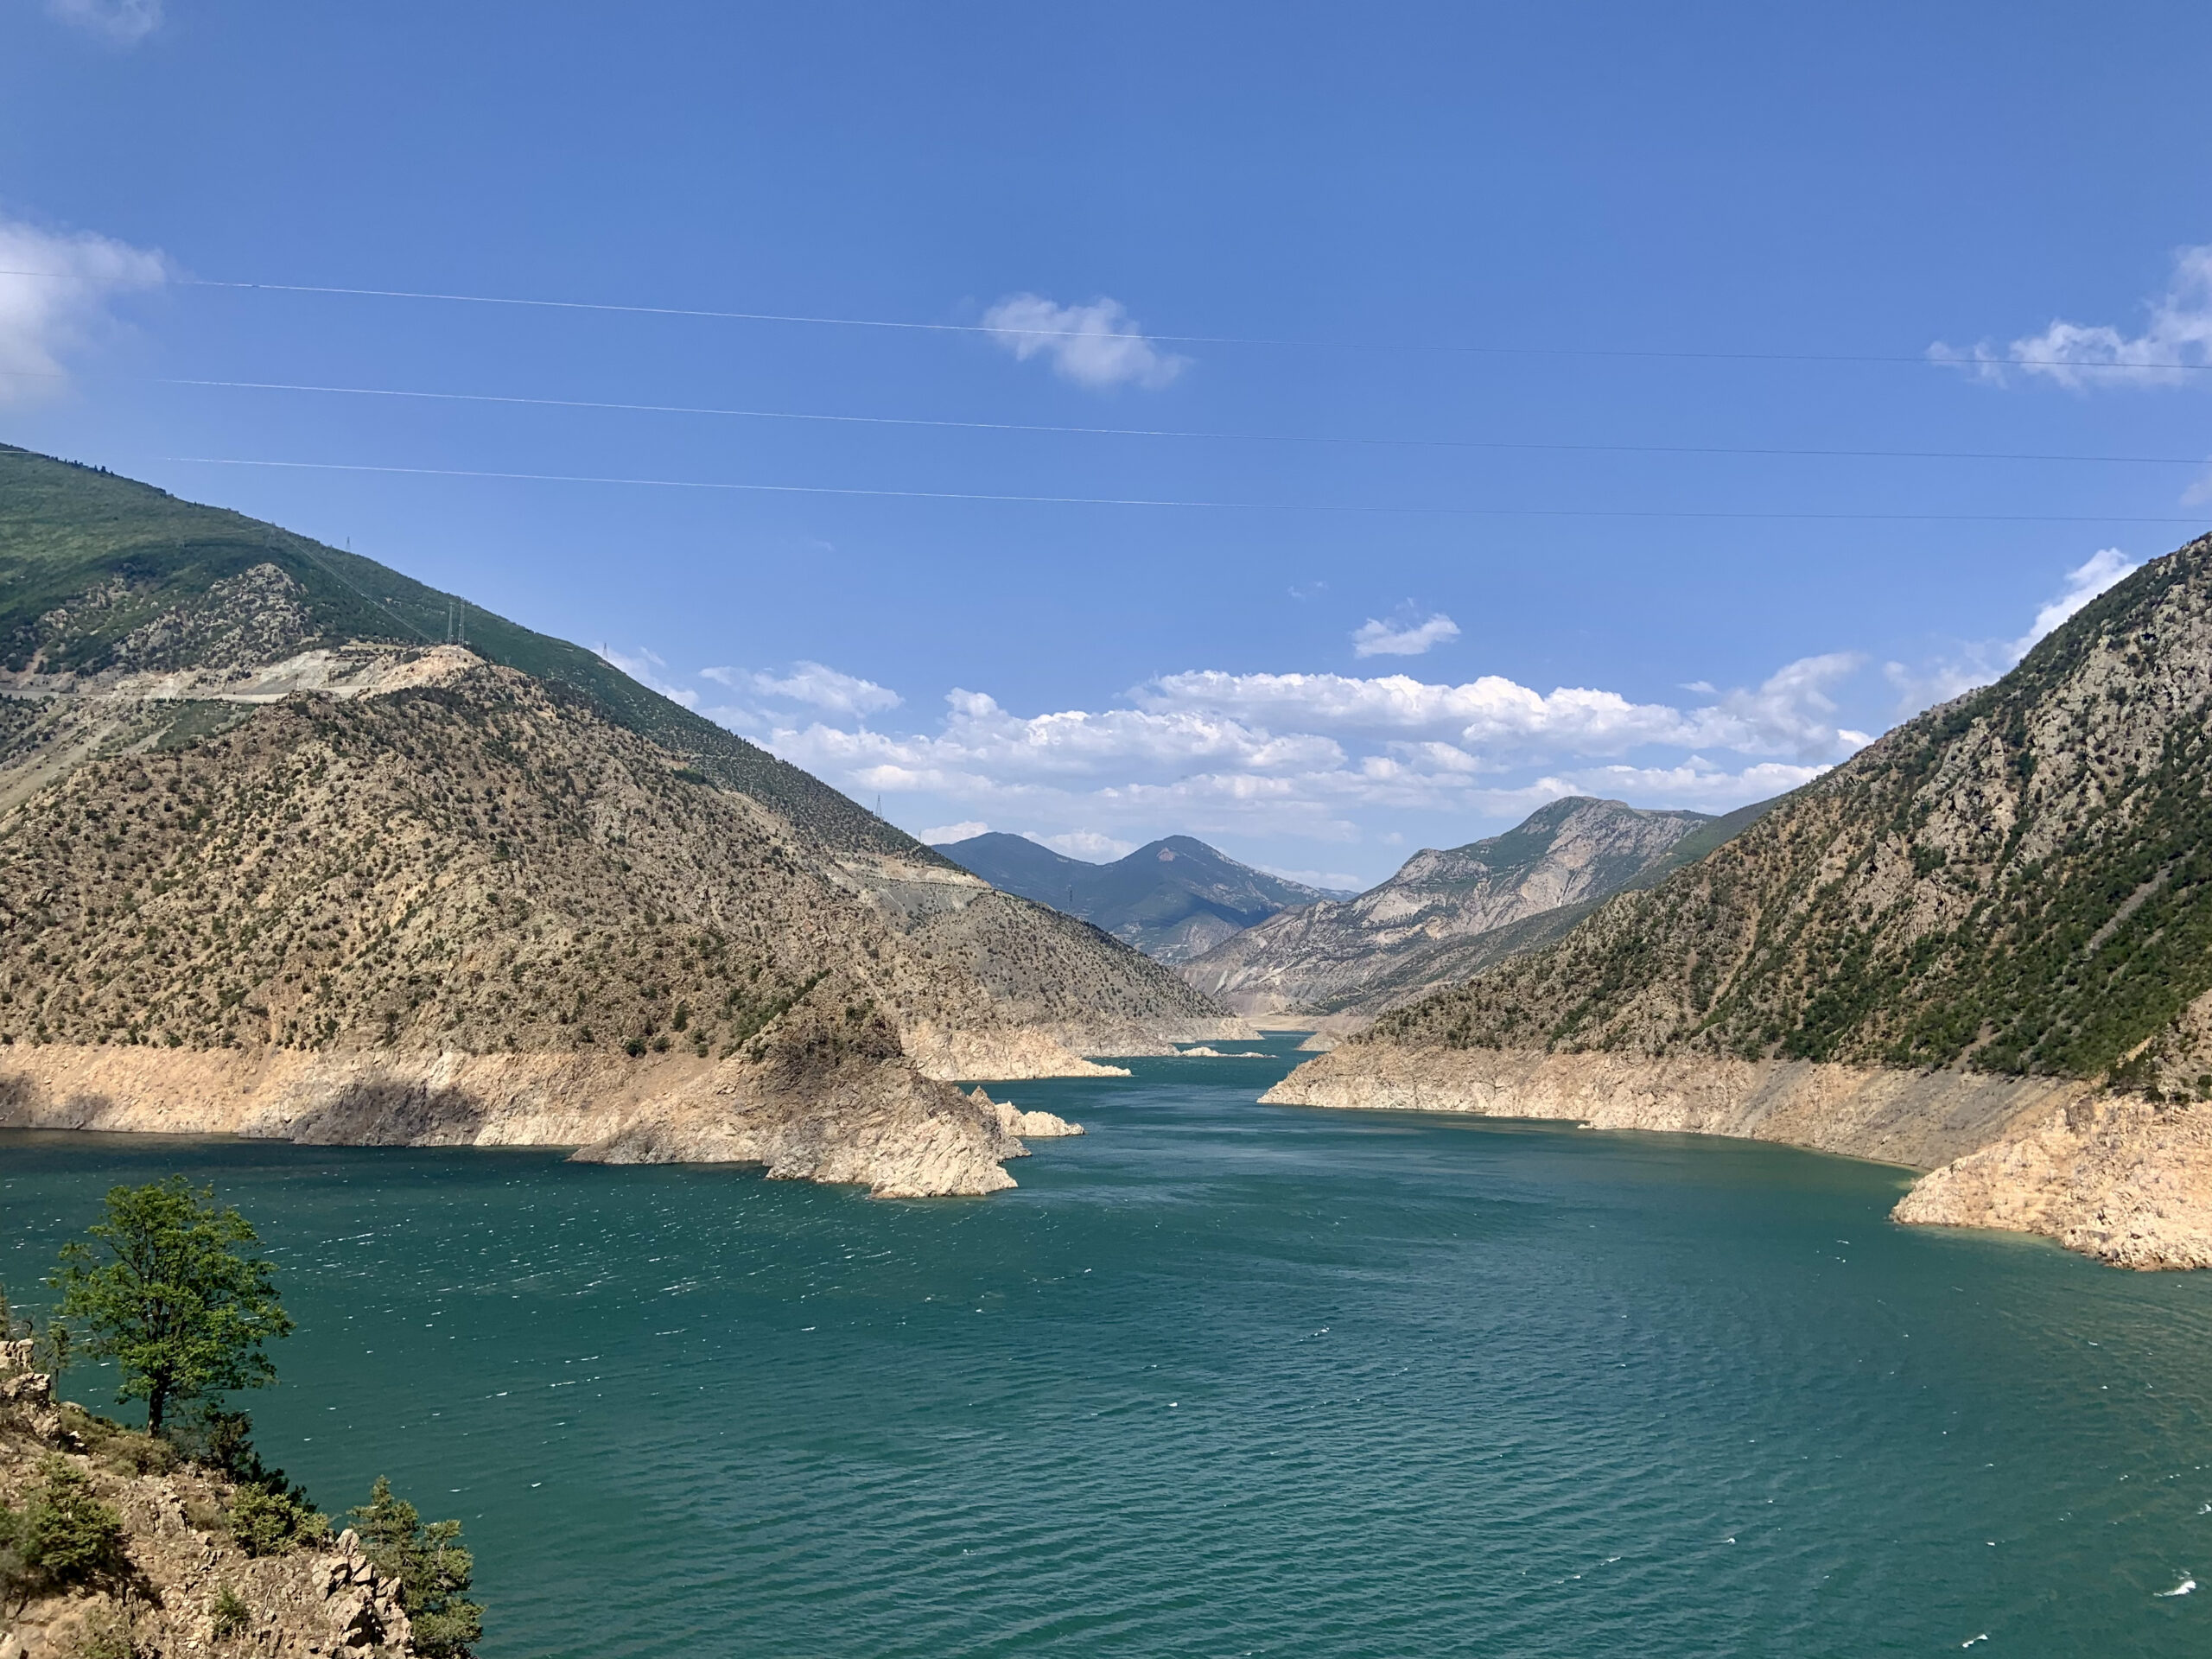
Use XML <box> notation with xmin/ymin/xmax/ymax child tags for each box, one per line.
<box><xmin>350</xmin><ymin>1477</ymin><xmax>485</xmax><ymax>1658</ymax></box>
<box><xmin>48</xmin><ymin>1177</ymin><xmax>293</xmax><ymax>1436</ymax></box>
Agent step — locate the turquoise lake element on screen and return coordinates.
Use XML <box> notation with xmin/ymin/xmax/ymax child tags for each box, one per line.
<box><xmin>4</xmin><ymin>1033</ymin><xmax>2210</xmax><ymax>1656</ymax></box>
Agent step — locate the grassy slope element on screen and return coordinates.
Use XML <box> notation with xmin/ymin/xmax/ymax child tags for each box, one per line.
<box><xmin>0</xmin><ymin>446</ymin><xmax>927</xmax><ymax>859</ymax></box>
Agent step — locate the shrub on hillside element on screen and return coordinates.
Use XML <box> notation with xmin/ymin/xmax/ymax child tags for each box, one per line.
<box><xmin>0</xmin><ymin>1455</ymin><xmax>127</xmax><ymax>1616</ymax></box>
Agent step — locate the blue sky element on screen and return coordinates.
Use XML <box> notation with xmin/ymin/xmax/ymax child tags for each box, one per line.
<box><xmin>4</xmin><ymin>2</ymin><xmax>2211</xmax><ymax>886</ymax></box>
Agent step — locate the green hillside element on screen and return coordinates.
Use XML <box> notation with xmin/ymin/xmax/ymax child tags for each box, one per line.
<box><xmin>0</xmin><ymin>446</ymin><xmax>925</xmax><ymax>859</ymax></box>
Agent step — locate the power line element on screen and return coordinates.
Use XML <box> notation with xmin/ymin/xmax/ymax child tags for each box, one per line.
<box><xmin>158</xmin><ymin>454</ymin><xmax>2212</xmax><ymax>524</ymax></box>
<box><xmin>9</xmin><ymin>365</ymin><xmax>2205</xmax><ymax>466</ymax></box>
<box><xmin>111</xmin><ymin>373</ymin><xmax>2212</xmax><ymax>466</ymax></box>
<box><xmin>6</xmin><ymin>266</ymin><xmax>2211</xmax><ymax>373</ymax></box>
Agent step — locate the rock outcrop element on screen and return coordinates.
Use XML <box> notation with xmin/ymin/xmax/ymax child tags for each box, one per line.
<box><xmin>968</xmin><ymin>1085</ymin><xmax>1084</xmax><ymax>1140</ymax></box>
<box><xmin>1893</xmin><ymin>1096</ymin><xmax>2212</xmax><ymax>1268</ymax></box>
<box><xmin>0</xmin><ymin>1343</ymin><xmax>415</xmax><ymax>1657</ymax></box>
<box><xmin>1262</xmin><ymin>1043</ymin><xmax>2085</xmax><ymax>1171</ymax></box>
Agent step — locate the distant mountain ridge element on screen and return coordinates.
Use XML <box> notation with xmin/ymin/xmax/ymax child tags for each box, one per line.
<box><xmin>934</xmin><ymin>831</ymin><xmax>1351</xmax><ymax>963</ymax></box>
<box><xmin>1184</xmin><ymin>796</ymin><xmax>1776</xmax><ymax>1017</ymax></box>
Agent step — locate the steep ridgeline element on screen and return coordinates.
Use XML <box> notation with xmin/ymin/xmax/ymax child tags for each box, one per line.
<box><xmin>1186</xmin><ymin>797</ymin><xmax>1762</xmax><ymax>1018</ymax></box>
<box><xmin>934</xmin><ymin>831</ymin><xmax>1350</xmax><ymax>963</ymax></box>
<box><xmin>1270</xmin><ymin>534</ymin><xmax>2212</xmax><ymax>1268</ymax></box>
<box><xmin>0</xmin><ymin>448</ymin><xmax>1238</xmax><ymax>1193</ymax></box>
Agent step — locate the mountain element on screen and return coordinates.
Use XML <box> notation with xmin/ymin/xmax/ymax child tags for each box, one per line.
<box><xmin>0</xmin><ymin>446</ymin><xmax>1241</xmax><ymax>1192</ymax></box>
<box><xmin>1183</xmin><ymin>797</ymin><xmax>1765</xmax><ymax>1017</ymax></box>
<box><xmin>1268</xmin><ymin>534</ymin><xmax>2212</xmax><ymax>1267</ymax></box>
<box><xmin>933</xmin><ymin>831</ymin><xmax>1351</xmax><ymax>963</ymax></box>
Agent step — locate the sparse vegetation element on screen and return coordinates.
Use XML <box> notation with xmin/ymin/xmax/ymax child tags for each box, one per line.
<box><xmin>207</xmin><ymin>1584</ymin><xmax>251</xmax><ymax>1639</ymax></box>
<box><xmin>0</xmin><ymin>1456</ymin><xmax>126</xmax><ymax>1617</ymax></box>
<box><xmin>0</xmin><ymin>442</ymin><xmax>1225</xmax><ymax>1073</ymax></box>
<box><xmin>226</xmin><ymin>1484</ymin><xmax>327</xmax><ymax>1558</ymax></box>
<box><xmin>1372</xmin><ymin>532</ymin><xmax>2212</xmax><ymax>1092</ymax></box>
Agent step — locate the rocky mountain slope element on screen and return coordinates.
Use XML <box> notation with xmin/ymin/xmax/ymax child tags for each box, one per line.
<box><xmin>1</xmin><ymin>1339</ymin><xmax>416</xmax><ymax>1658</ymax></box>
<box><xmin>1185</xmin><ymin>797</ymin><xmax>1764</xmax><ymax>1018</ymax></box>
<box><xmin>936</xmin><ymin>831</ymin><xmax>1350</xmax><ymax>962</ymax></box>
<box><xmin>1269</xmin><ymin>533</ymin><xmax>2212</xmax><ymax>1267</ymax></box>
<box><xmin>0</xmin><ymin>447</ymin><xmax>1238</xmax><ymax>1192</ymax></box>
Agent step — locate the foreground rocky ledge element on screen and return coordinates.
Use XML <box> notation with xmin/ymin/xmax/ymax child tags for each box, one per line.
<box><xmin>0</xmin><ymin>1040</ymin><xmax>1089</xmax><ymax>1198</ymax></box>
<box><xmin>1263</xmin><ymin>1044</ymin><xmax>2212</xmax><ymax>1268</ymax></box>
<box><xmin>0</xmin><ymin>1341</ymin><xmax>412</xmax><ymax>1658</ymax></box>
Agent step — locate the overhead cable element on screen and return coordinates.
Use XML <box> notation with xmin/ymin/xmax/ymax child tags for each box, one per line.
<box><xmin>159</xmin><ymin>454</ymin><xmax>2212</xmax><ymax>524</ymax></box>
<box><xmin>4</xmin><ymin>266</ymin><xmax>2209</xmax><ymax>373</ymax></box>
<box><xmin>10</xmin><ymin>368</ymin><xmax>2204</xmax><ymax>467</ymax></box>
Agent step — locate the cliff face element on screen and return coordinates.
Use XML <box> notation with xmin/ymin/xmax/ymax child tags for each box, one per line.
<box><xmin>0</xmin><ymin>1343</ymin><xmax>414</xmax><ymax>1658</ymax></box>
<box><xmin>1183</xmin><ymin>798</ymin><xmax>1726</xmax><ymax>1017</ymax></box>
<box><xmin>0</xmin><ymin>447</ymin><xmax>1234</xmax><ymax>1189</ymax></box>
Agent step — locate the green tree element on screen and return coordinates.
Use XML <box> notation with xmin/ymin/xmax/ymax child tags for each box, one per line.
<box><xmin>349</xmin><ymin>1478</ymin><xmax>484</xmax><ymax>1658</ymax></box>
<box><xmin>48</xmin><ymin>1178</ymin><xmax>293</xmax><ymax>1437</ymax></box>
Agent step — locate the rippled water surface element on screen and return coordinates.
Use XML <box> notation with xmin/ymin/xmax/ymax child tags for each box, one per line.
<box><xmin>5</xmin><ymin>1035</ymin><xmax>2212</xmax><ymax>1656</ymax></box>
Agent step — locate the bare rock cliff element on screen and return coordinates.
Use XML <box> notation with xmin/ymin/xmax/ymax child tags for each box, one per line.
<box><xmin>1184</xmin><ymin>798</ymin><xmax>1716</xmax><ymax>1018</ymax></box>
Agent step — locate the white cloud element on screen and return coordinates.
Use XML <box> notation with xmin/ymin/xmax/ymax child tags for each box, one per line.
<box><xmin>2017</xmin><ymin>547</ymin><xmax>2138</xmax><ymax>652</ymax></box>
<box><xmin>1885</xmin><ymin>546</ymin><xmax>2142</xmax><ymax>715</ymax></box>
<box><xmin>1351</xmin><ymin>612</ymin><xmax>1460</xmax><ymax>658</ymax></box>
<box><xmin>1262</xmin><ymin>865</ymin><xmax>1368</xmax><ymax>893</ymax></box>
<box><xmin>1033</xmin><ymin>830</ymin><xmax>1135</xmax><ymax>861</ymax></box>
<box><xmin>981</xmin><ymin>293</ymin><xmax>1188</xmax><ymax>391</ymax></box>
<box><xmin>1703</xmin><ymin>652</ymin><xmax>1868</xmax><ymax>760</ymax></box>
<box><xmin>1141</xmin><ymin>655</ymin><xmax>1866</xmax><ymax>763</ymax></box>
<box><xmin>1141</xmin><ymin>669</ymin><xmax>1694</xmax><ymax>747</ymax></box>
<box><xmin>737</xmin><ymin>647</ymin><xmax>1878</xmax><ymax>875</ymax></box>
<box><xmin>767</xmin><ymin>690</ymin><xmax>1346</xmax><ymax>791</ymax></box>
<box><xmin>1930</xmin><ymin>245</ymin><xmax>2212</xmax><ymax>390</ymax></box>
<box><xmin>918</xmin><ymin>821</ymin><xmax>989</xmax><ymax>844</ymax></box>
<box><xmin>706</xmin><ymin>660</ymin><xmax>900</xmax><ymax>716</ymax></box>
<box><xmin>47</xmin><ymin>0</ymin><xmax>162</xmax><ymax>43</ymax></box>
<box><xmin>596</xmin><ymin>645</ymin><xmax>700</xmax><ymax>709</ymax></box>
<box><xmin>1560</xmin><ymin>759</ymin><xmax>1832</xmax><ymax>809</ymax></box>
<box><xmin>0</xmin><ymin>217</ymin><xmax>167</xmax><ymax>404</ymax></box>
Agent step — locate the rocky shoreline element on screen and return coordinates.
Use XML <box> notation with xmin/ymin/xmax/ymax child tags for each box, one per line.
<box><xmin>1262</xmin><ymin>1044</ymin><xmax>2212</xmax><ymax>1268</ymax></box>
<box><xmin>0</xmin><ymin>1036</ymin><xmax>1100</xmax><ymax>1199</ymax></box>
